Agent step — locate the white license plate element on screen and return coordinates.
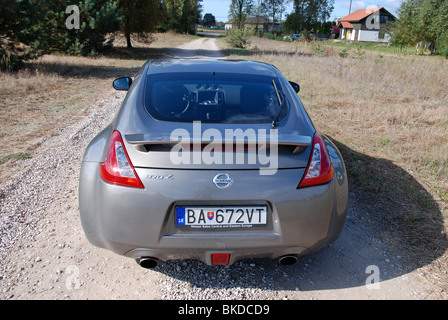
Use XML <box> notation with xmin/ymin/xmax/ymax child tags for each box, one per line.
<box><xmin>175</xmin><ymin>206</ymin><xmax>267</xmax><ymax>228</ymax></box>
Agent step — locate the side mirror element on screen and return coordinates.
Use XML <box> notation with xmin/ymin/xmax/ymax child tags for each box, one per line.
<box><xmin>289</xmin><ymin>81</ymin><xmax>300</xmax><ymax>93</ymax></box>
<box><xmin>113</xmin><ymin>77</ymin><xmax>133</xmax><ymax>91</ymax></box>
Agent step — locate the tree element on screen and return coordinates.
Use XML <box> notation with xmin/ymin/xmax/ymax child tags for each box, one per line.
<box><xmin>392</xmin><ymin>0</ymin><xmax>419</xmax><ymax>49</ymax></box>
<box><xmin>250</xmin><ymin>0</ymin><xmax>268</xmax><ymax>32</ymax></box>
<box><xmin>0</xmin><ymin>0</ymin><xmax>122</xmax><ymax>70</ymax></box>
<box><xmin>228</xmin><ymin>0</ymin><xmax>254</xmax><ymax>29</ymax></box>
<box><xmin>286</xmin><ymin>0</ymin><xmax>334</xmax><ymax>33</ymax></box>
<box><xmin>118</xmin><ymin>0</ymin><xmax>161</xmax><ymax>48</ymax></box>
<box><xmin>162</xmin><ymin>0</ymin><xmax>202</xmax><ymax>34</ymax></box>
<box><xmin>202</xmin><ymin>13</ymin><xmax>216</xmax><ymax>27</ymax></box>
<box><xmin>393</xmin><ymin>0</ymin><xmax>448</xmax><ymax>57</ymax></box>
<box><xmin>0</xmin><ymin>0</ymin><xmax>49</xmax><ymax>70</ymax></box>
<box><xmin>179</xmin><ymin>0</ymin><xmax>202</xmax><ymax>33</ymax></box>
<box><xmin>44</xmin><ymin>0</ymin><xmax>121</xmax><ymax>56</ymax></box>
<box><xmin>262</xmin><ymin>0</ymin><xmax>289</xmax><ymax>33</ymax></box>
<box><xmin>283</xmin><ymin>11</ymin><xmax>301</xmax><ymax>33</ymax></box>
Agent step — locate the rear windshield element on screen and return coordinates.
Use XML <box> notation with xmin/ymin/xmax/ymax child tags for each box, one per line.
<box><xmin>144</xmin><ymin>72</ymin><xmax>288</xmax><ymax>124</ymax></box>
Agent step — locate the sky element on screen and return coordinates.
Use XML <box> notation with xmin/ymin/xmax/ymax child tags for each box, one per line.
<box><xmin>201</xmin><ymin>0</ymin><xmax>403</xmax><ymax>22</ymax></box>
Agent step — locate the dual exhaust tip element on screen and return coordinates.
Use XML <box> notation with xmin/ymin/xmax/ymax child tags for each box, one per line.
<box><xmin>136</xmin><ymin>257</ymin><xmax>160</xmax><ymax>269</ymax></box>
<box><xmin>278</xmin><ymin>255</ymin><xmax>298</xmax><ymax>266</ymax></box>
<box><xmin>136</xmin><ymin>254</ymin><xmax>298</xmax><ymax>269</ymax></box>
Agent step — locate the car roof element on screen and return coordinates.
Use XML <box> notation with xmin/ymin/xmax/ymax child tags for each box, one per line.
<box><xmin>147</xmin><ymin>58</ymin><xmax>278</xmax><ymax>77</ymax></box>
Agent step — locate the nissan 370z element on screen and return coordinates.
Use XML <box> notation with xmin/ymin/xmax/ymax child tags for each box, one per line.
<box><xmin>78</xmin><ymin>58</ymin><xmax>348</xmax><ymax>268</ymax></box>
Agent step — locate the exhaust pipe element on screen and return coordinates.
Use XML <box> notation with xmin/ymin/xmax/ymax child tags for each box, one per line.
<box><xmin>136</xmin><ymin>257</ymin><xmax>160</xmax><ymax>269</ymax></box>
<box><xmin>278</xmin><ymin>255</ymin><xmax>298</xmax><ymax>266</ymax></box>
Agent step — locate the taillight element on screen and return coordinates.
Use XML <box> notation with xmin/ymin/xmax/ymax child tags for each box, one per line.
<box><xmin>298</xmin><ymin>132</ymin><xmax>334</xmax><ymax>188</ymax></box>
<box><xmin>99</xmin><ymin>130</ymin><xmax>144</xmax><ymax>189</ymax></box>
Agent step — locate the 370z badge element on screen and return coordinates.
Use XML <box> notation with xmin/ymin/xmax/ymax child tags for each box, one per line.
<box><xmin>146</xmin><ymin>174</ymin><xmax>174</xmax><ymax>180</ymax></box>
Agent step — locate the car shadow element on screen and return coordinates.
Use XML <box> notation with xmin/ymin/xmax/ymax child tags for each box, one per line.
<box><xmin>153</xmin><ymin>138</ymin><xmax>447</xmax><ymax>293</ymax></box>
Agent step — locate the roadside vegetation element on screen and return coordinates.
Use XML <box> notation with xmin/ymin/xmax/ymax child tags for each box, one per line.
<box><xmin>218</xmin><ymin>34</ymin><xmax>448</xmax><ymax>297</ymax></box>
<box><xmin>0</xmin><ymin>0</ymin><xmax>203</xmax><ymax>71</ymax></box>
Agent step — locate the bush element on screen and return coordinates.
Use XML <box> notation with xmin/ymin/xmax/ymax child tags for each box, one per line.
<box><xmin>311</xmin><ymin>43</ymin><xmax>325</xmax><ymax>56</ymax></box>
<box><xmin>225</xmin><ymin>28</ymin><xmax>253</xmax><ymax>49</ymax></box>
<box><xmin>352</xmin><ymin>46</ymin><xmax>366</xmax><ymax>60</ymax></box>
<box><xmin>339</xmin><ymin>48</ymin><xmax>350</xmax><ymax>58</ymax></box>
<box><xmin>300</xmin><ymin>30</ymin><xmax>312</xmax><ymax>41</ymax></box>
<box><xmin>0</xmin><ymin>44</ymin><xmax>31</xmax><ymax>72</ymax></box>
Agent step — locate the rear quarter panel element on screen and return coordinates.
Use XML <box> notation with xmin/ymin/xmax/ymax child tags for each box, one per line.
<box><xmin>322</xmin><ymin>134</ymin><xmax>349</xmax><ymax>244</ymax></box>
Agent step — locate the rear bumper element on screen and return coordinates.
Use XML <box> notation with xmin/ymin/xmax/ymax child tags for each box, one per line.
<box><xmin>79</xmin><ymin>162</ymin><xmax>348</xmax><ymax>265</ymax></box>
<box><xmin>125</xmin><ymin>246</ymin><xmax>311</xmax><ymax>266</ymax></box>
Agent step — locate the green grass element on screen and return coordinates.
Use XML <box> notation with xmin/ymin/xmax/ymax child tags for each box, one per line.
<box><xmin>0</xmin><ymin>152</ymin><xmax>32</xmax><ymax>165</ymax></box>
<box><xmin>321</xmin><ymin>39</ymin><xmax>402</xmax><ymax>54</ymax></box>
<box><xmin>378</xmin><ymin>137</ymin><xmax>389</xmax><ymax>147</ymax></box>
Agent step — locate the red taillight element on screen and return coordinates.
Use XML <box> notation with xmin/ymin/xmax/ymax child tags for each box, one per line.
<box><xmin>99</xmin><ymin>130</ymin><xmax>144</xmax><ymax>189</ymax></box>
<box><xmin>297</xmin><ymin>132</ymin><xmax>334</xmax><ymax>188</ymax></box>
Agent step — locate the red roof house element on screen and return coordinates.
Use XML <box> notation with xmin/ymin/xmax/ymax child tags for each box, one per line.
<box><xmin>337</xmin><ymin>7</ymin><xmax>395</xmax><ymax>42</ymax></box>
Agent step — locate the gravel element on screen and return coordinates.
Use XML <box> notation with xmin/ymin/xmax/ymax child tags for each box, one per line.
<box><xmin>0</xmin><ymin>84</ymin><xmax>432</xmax><ymax>300</ymax></box>
<box><xmin>0</xmin><ymin>91</ymin><xmax>124</xmax><ymax>298</ymax></box>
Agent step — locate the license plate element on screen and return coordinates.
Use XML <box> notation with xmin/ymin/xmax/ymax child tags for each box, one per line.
<box><xmin>175</xmin><ymin>206</ymin><xmax>267</xmax><ymax>229</ymax></box>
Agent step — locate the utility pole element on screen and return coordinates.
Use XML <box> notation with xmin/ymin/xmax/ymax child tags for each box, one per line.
<box><xmin>349</xmin><ymin>0</ymin><xmax>352</xmax><ymax>14</ymax></box>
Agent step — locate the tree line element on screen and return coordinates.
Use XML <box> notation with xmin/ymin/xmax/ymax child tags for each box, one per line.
<box><xmin>2</xmin><ymin>0</ymin><xmax>446</xmax><ymax>71</ymax></box>
<box><xmin>0</xmin><ymin>0</ymin><xmax>203</xmax><ymax>71</ymax></box>
<box><xmin>228</xmin><ymin>0</ymin><xmax>335</xmax><ymax>34</ymax></box>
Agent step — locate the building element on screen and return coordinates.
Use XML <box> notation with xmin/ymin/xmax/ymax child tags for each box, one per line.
<box><xmin>225</xmin><ymin>18</ymin><xmax>282</xmax><ymax>33</ymax></box>
<box><xmin>338</xmin><ymin>7</ymin><xmax>396</xmax><ymax>43</ymax></box>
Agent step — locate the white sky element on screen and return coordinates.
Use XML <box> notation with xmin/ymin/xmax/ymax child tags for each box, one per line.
<box><xmin>201</xmin><ymin>0</ymin><xmax>403</xmax><ymax>22</ymax></box>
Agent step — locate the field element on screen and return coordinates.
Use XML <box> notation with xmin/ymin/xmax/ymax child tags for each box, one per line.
<box><xmin>218</xmin><ymin>36</ymin><xmax>448</xmax><ymax>295</ymax></box>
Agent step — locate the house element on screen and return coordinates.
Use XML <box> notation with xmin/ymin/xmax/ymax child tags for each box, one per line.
<box><xmin>225</xmin><ymin>17</ymin><xmax>282</xmax><ymax>33</ymax></box>
<box><xmin>337</xmin><ymin>7</ymin><xmax>395</xmax><ymax>43</ymax></box>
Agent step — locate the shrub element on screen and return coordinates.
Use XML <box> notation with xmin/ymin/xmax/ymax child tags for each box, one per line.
<box><xmin>225</xmin><ymin>28</ymin><xmax>253</xmax><ymax>49</ymax></box>
<box><xmin>352</xmin><ymin>46</ymin><xmax>366</xmax><ymax>60</ymax></box>
<box><xmin>311</xmin><ymin>43</ymin><xmax>325</xmax><ymax>56</ymax></box>
<box><xmin>339</xmin><ymin>48</ymin><xmax>350</xmax><ymax>58</ymax></box>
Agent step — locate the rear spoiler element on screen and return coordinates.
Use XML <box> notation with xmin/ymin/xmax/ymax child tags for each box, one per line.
<box><xmin>125</xmin><ymin>133</ymin><xmax>311</xmax><ymax>146</ymax></box>
<box><xmin>125</xmin><ymin>133</ymin><xmax>312</xmax><ymax>153</ymax></box>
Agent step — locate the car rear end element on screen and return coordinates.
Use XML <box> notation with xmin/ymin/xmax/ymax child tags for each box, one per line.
<box><xmin>79</xmin><ymin>59</ymin><xmax>348</xmax><ymax>267</ymax></box>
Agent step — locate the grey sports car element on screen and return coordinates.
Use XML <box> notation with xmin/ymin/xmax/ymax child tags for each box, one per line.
<box><xmin>79</xmin><ymin>58</ymin><xmax>348</xmax><ymax>268</ymax></box>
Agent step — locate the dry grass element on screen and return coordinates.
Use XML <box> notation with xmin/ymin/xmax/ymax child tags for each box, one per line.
<box><xmin>252</xmin><ymin>39</ymin><xmax>448</xmax><ymax>200</ymax></box>
<box><xmin>219</xmin><ymin>36</ymin><xmax>448</xmax><ymax>297</ymax></box>
<box><xmin>0</xmin><ymin>32</ymin><xmax>196</xmax><ymax>182</ymax></box>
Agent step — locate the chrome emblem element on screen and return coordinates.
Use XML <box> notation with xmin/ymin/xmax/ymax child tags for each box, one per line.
<box><xmin>213</xmin><ymin>173</ymin><xmax>233</xmax><ymax>189</ymax></box>
<box><xmin>146</xmin><ymin>174</ymin><xmax>174</xmax><ymax>180</ymax></box>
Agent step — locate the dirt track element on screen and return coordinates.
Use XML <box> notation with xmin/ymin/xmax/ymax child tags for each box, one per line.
<box><xmin>0</xmin><ymin>35</ymin><xmax>435</xmax><ymax>300</ymax></box>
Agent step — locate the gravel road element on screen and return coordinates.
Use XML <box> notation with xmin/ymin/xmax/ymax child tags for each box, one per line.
<box><xmin>0</xmin><ymin>35</ymin><xmax>433</xmax><ymax>300</ymax></box>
